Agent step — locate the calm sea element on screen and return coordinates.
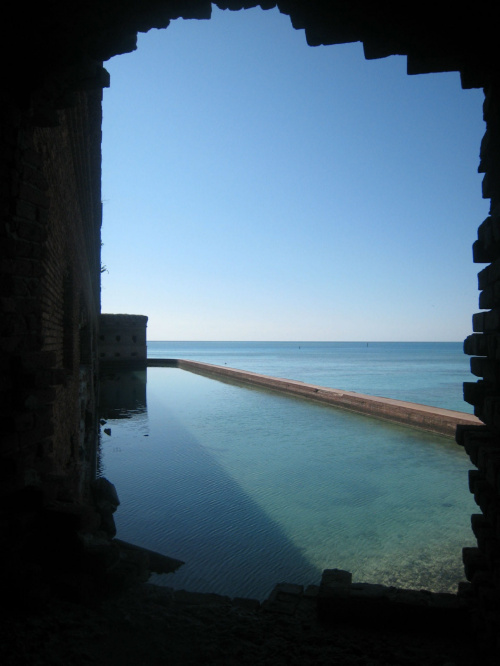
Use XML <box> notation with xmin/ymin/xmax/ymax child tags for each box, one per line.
<box><xmin>147</xmin><ymin>340</ymin><xmax>473</xmax><ymax>413</ymax></box>
<box><xmin>99</xmin><ymin>341</ymin><xmax>477</xmax><ymax>600</ymax></box>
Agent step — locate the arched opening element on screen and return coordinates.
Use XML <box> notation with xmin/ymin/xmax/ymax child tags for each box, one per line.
<box><xmin>3</xmin><ymin>1</ymin><xmax>500</xmax><ymax>659</ymax></box>
<box><xmin>101</xmin><ymin>6</ymin><xmax>487</xmax><ymax>341</ymax></box>
<box><xmin>98</xmin><ymin>6</ymin><xmax>488</xmax><ymax>598</ymax></box>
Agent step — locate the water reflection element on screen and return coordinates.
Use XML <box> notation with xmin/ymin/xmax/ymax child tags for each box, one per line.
<box><xmin>98</xmin><ymin>369</ymin><xmax>148</xmax><ymax>477</ymax></box>
<box><xmin>99</xmin><ymin>368</ymin><xmax>147</xmax><ymax>419</ymax></box>
<box><xmin>97</xmin><ymin>366</ymin><xmax>476</xmax><ymax>599</ymax></box>
<box><xmin>98</xmin><ymin>368</ymin><xmax>322</xmax><ymax>598</ymax></box>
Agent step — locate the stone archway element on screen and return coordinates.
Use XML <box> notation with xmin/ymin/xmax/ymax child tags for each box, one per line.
<box><xmin>1</xmin><ymin>0</ymin><xmax>499</xmax><ymax>652</ymax></box>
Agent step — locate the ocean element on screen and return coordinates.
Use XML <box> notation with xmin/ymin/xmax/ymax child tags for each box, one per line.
<box><xmin>147</xmin><ymin>340</ymin><xmax>473</xmax><ymax>413</ymax></box>
<box><xmin>99</xmin><ymin>341</ymin><xmax>477</xmax><ymax>599</ymax></box>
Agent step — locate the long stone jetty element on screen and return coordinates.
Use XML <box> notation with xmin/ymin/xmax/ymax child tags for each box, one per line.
<box><xmin>147</xmin><ymin>358</ymin><xmax>482</xmax><ymax>437</ymax></box>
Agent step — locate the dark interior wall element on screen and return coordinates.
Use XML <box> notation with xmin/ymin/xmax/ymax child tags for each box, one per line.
<box><xmin>1</xmin><ymin>0</ymin><xmax>499</xmax><ymax>647</ymax></box>
<box><xmin>33</xmin><ymin>89</ymin><xmax>103</xmax><ymax>498</ymax></box>
<box><xmin>1</xmin><ymin>88</ymin><xmax>102</xmax><ymax>503</ymax></box>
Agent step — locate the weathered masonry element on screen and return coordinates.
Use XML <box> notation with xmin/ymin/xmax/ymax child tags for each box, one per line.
<box><xmin>1</xmin><ymin>0</ymin><xmax>499</xmax><ymax>656</ymax></box>
<box><xmin>99</xmin><ymin>314</ymin><xmax>148</xmax><ymax>366</ymax></box>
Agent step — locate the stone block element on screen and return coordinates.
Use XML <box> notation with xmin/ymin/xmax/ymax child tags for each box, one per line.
<box><xmin>463</xmin><ymin>547</ymin><xmax>489</xmax><ymax>581</ymax></box>
<box><xmin>174</xmin><ymin>590</ymin><xmax>231</xmax><ymax>606</ymax></box>
<box><xmin>43</xmin><ymin>501</ymin><xmax>101</xmax><ymax>535</ymax></box>
<box><xmin>232</xmin><ymin>597</ymin><xmax>261</xmax><ymax>611</ymax></box>
<box><xmin>113</xmin><ymin>538</ymin><xmax>184</xmax><ymax>574</ymax></box>
<box><xmin>350</xmin><ymin>582</ymin><xmax>392</xmax><ymax>601</ymax></box>
<box><xmin>81</xmin><ymin>537</ymin><xmax>120</xmax><ymax>575</ymax></box>
<box><xmin>319</xmin><ymin>568</ymin><xmax>352</xmax><ymax>599</ymax></box>
<box><xmin>304</xmin><ymin>584</ymin><xmax>320</xmax><ymax>598</ymax></box>
<box><xmin>275</xmin><ymin>582</ymin><xmax>304</xmax><ymax>596</ymax></box>
<box><xmin>263</xmin><ymin>582</ymin><xmax>304</xmax><ymax>615</ymax></box>
<box><xmin>91</xmin><ymin>477</ymin><xmax>120</xmax><ymax>510</ymax></box>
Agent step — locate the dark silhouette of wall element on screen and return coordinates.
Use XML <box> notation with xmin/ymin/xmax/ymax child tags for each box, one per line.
<box><xmin>1</xmin><ymin>0</ymin><xmax>499</xmax><ymax>653</ymax></box>
<box><xmin>1</xmin><ymin>89</ymin><xmax>103</xmax><ymax>498</ymax></box>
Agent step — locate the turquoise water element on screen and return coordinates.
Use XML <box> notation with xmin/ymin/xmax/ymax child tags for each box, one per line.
<box><xmin>99</xmin><ymin>342</ymin><xmax>477</xmax><ymax>600</ymax></box>
<box><xmin>147</xmin><ymin>341</ymin><xmax>473</xmax><ymax>413</ymax></box>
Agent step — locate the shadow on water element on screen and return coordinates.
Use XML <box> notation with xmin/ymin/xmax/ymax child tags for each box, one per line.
<box><xmin>98</xmin><ymin>369</ymin><xmax>323</xmax><ymax>600</ymax></box>
<box><xmin>98</xmin><ymin>366</ymin><xmax>476</xmax><ymax>598</ymax></box>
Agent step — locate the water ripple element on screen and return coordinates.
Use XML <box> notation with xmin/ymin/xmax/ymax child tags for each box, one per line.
<box><xmin>101</xmin><ymin>367</ymin><xmax>476</xmax><ymax>599</ymax></box>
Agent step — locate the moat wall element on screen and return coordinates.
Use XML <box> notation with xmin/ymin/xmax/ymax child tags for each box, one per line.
<box><xmin>148</xmin><ymin>358</ymin><xmax>482</xmax><ymax>437</ymax></box>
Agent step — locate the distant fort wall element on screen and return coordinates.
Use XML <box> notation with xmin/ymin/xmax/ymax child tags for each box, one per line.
<box><xmin>99</xmin><ymin>314</ymin><xmax>148</xmax><ymax>366</ymax></box>
<box><xmin>147</xmin><ymin>358</ymin><xmax>481</xmax><ymax>438</ymax></box>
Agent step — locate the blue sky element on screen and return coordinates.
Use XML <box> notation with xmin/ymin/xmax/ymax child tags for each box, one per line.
<box><xmin>101</xmin><ymin>5</ymin><xmax>488</xmax><ymax>341</ymax></box>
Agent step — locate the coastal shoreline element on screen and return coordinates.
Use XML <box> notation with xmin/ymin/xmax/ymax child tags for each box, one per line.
<box><xmin>147</xmin><ymin>358</ymin><xmax>481</xmax><ymax>438</ymax></box>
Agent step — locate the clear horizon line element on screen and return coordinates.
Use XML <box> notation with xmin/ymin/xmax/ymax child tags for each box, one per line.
<box><xmin>147</xmin><ymin>339</ymin><xmax>465</xmax><ymax>343</ymax></box>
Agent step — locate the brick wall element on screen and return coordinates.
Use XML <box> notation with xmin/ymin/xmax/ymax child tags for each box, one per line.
<box><xmin>1</xmin><ymin>91</ymin><xmax>102</xmax><ymax>503</ymax></box>
<box><xmin>458</xmin><ymin>79</ymin><xmax>500</xmax><ymax>651</ymax></box>
<box><xmin>1</xmin><ymin>0</ymin><xmax>500</xmax><ymax>649</ymax></box>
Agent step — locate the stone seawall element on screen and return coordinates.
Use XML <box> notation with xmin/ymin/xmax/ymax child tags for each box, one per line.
<box><xmin>147</xmin><ymin>359</ymin><xmax>482</xmax><ymax>437</ymax></box>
